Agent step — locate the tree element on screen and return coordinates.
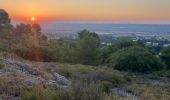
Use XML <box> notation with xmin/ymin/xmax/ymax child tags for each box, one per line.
<box><xmin>0</xmin><ymin>9</ymin><xmax>10</xmax><ymax>27</ymax></box>
<box><xmin>31</xmin><ymin>23</ymin><xmax>41</xmax><ymax>36</ymax></box>
<box><xmin>15</xmin><ymin>24</ymin><xmax>32</xmax><ymax>35</ymax></box>
<box><xmin>41</xmin><ymin>40</ymin><xmax>75</xmax><ymax>62</ymax></box>
<box><xmin>100</xmin><ymin>40</ymin><xmax>144</xmax><ymax>64</ymax></box>
<box><xmin>14</xmin><ymin>23</ymin><xmax>46</xmax><ymax>61</ymax></box>
<box><xmin>0</xmin><ymin>23</ymin><xmax>16</xmax><ymax>52</ymax></box>
<box><xmin>109</xmin><ymin>46</ymin><xmax>165</xmax><ymax>73</ymax></box>
<box><xmin>75</xmin><ymin>30</ymin><xmax>100</xmax><ymax>65</ymax></box>
<box><xmin>160</xmin><ymin>46</ymin><xmax>170</xmax><ymax>69</ymax></box>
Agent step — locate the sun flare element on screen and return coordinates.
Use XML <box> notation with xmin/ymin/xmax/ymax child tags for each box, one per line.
<box><xmin>31</xmin><ymin>17</ymin><xmax>35</xmax><ymax>21</ymax></box>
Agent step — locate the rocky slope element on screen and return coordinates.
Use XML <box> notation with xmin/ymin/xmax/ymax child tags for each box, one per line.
<box><xmin>0</xmin><ymin>59</ymin><xmax>71</xmax><ymax>89</ymax></box>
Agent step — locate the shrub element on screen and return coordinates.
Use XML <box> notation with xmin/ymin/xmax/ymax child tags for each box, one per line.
<box><xmin>78</xmin><ymin>67</ymin><xmax>126</xmax><ymax>84</ymax></box>
<box><xmin>0</xmin><ymin>61</ymin><xmax>4</xmax><ymax>69</ymax></box>
<box><xmin>56</xmin><ymin>67</ymin><xmax>74</xmax><ymax>78</ymax></box>
<box><xmin>21</xmin><ymin>85</ymin><xmax>57</xmax><ymax>100</ymax></box>
<box><xmin>0</xmin><ymin>77</ymin><xmax>26</xmax><ymax>98</ymax></box>
<box><xmin>160</xmin><ymin>46</ymin><xmax>170</xmax><ymax>69</ymax></box>
<box><xmin>53</xmin><ymin>81</ymin><xmax>108</xmax><ymax>100</ymax></box>
<box><xmin>56</xmin><ymin>65</ymin><xmax>126</xmax><ymax>84</ymax></box>
<box><xmin>109</xmin><ymin>46</ymin><xmax>165</xmax><ymax>73</ymax></box>
<box><xmin>55</xmin><ymin>65</ymin><xmax>95</xmax><ymax>78</ymax></box>
<box><xmin>24</xmin><ymin>91</ymin><xmax>37</xmax><ymax>100</ymax></box>
<box><xmin>100</xmin><ymin>40</ymin><xmax>144</xmax><ymax>65</ymax></box>
<box><xmin>102</xmin><ymin>69</ymin><xmax>126</xmax><ymax>84</ymax></box>
<box><xmin>100</xmin><ymin>81</ymin><xmax>112</xmax><ymax>93</ymax></box>
<box><xmin>70</xmin><ymin>81</ymin><xmax>104</xmax><ymax>100</ymax></box>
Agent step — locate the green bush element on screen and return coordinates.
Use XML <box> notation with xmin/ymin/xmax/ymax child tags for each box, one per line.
<box><xmin>56</xmin><ymin>65</ymin><xmax>126</xmax><ymax>84</ymax></box>
<box><xmin>25</xmin><ymin>92</ymin><xmax>37</xmax><ymax>100</ymax></box>
<box><xmin>56</xmin><ymin>67</ymin><xmax>74</xmax><ymax>78</ymax></box>
<box><xmin>100</xmin><ymin>81</ymin><xmax>112</xmax><ymax>93</ymax></box>
<box><xmin>110</xmin><ymin>46</ymin><xmax>165</xmax><ymax>73</ymax></box>
<box><xmin>55</xmin><ymin>65</ymin><xmax>95</xmax><ymax>78</ymax></box>
<box><xmin>100</xmin><ymin>40</ymin><xmax>144</xmax><ymax>65</ymax></box>
<box><xmin>0</xmin><ymin>61</ymin><xmax>4</xmax><ymax>69</ymax></box>
<box><xmin>21</xmin><ymin>85</ymin><xmax>57</xmax><ymax>100</ymax></box>
<box><xmin>100</xmin><ymin>69</ymin><xmax>126</xmax><ymax>84</ymax></box>
<box><xmin>160</xmin><ymin>46</ymin><xmax>170</xmax><ymax>69</ymax></box>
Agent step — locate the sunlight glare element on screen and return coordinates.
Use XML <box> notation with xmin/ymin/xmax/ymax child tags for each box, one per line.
<box><xmin>31</xmin><ymin>17</ymin><xmax>35</xmax><ymax>21</ymax></box>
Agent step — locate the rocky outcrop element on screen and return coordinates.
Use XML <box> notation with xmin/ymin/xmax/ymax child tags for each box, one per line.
<box><xmin>0</xmin><ymin>59</ymin><xmax>71</xmax><ymax>89</ymax></box>
<box><xmin>112</xmin><ymin>86</ymin><xmax>139</xmax><ymax>100</ymax></box>
<box><xmin>3</xmin><ymin>59</ymin><xmax>40</xmax><ymax>75</ymax></box>
<box><xmin>45</xmin><ymin>73</ymin><xmax>71</xmax><ymax>89</ymax></box>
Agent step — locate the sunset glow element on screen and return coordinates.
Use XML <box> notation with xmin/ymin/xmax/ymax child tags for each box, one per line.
<box><xmin>31</xmin><ymin>17</ymin><xmax>35</xmax><ymax>21</ymax></box>
<box><xmin>1</xmin><ymin>0</ymin><xmax>170</xmax><ymax>23</ymax></box>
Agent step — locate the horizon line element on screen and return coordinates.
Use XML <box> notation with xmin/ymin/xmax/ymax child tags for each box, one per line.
<box><xmin>11</xmin><ymin>20</ymin><xmax>170</xmax><ymax>25</ymax></box>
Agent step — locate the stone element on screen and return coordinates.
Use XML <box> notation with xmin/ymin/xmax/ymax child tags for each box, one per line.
<box><xmin>54</xmin><ymin>72</ymin><xmax>71</xmax><ymax>86</ymax></box>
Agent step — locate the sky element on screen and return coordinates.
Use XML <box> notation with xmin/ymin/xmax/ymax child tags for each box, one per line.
<box><xmin>1</xmin><ymin>0</ymin><xmax>170</xmax><ymax>23</ymax></box>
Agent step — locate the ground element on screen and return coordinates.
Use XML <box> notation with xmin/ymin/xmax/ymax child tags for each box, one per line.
<box><xmin>0</xmin><ymin>58</ymin><xmax>169</xmax><ymax>100</ymax></box>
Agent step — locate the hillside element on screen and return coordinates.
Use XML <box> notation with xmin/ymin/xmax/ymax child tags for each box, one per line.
<box><xmin>1</xmin><ymin>9</ymin><xmax>170</xmax><ymax>100</ymax></box>
<box><xmin>0</xmin><ymin>58</ymin><xmax>169</xmax><ymax>100</ymax></box>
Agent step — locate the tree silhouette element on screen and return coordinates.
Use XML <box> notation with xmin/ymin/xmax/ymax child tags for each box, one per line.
<box><xmin>0</xmin><ymin>9</ymin><xmax>10</xmax><ymax>27</ymax></box>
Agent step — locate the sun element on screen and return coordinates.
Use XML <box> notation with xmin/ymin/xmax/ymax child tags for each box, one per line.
<box><xmin>31</xmin><ymin>17</ymin><xmax>35</xmax><ymax>21</ymax></box>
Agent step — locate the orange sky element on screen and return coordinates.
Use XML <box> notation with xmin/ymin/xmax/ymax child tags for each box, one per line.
<box><xmin>1</xmin><ymin>0</ymin><xmax>170</xmax><ymax>23</ymax></box>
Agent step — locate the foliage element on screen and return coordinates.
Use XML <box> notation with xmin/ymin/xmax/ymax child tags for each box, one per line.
<box><xmin>109</xmin><ymin>46</ymin><xmax>165</xmax><ymax>73</ymax></box>
<box><xmin>94</xmin><ymin>68</ymin><xmax>126</xmax><ymax>84</ymax></box>
<box><xmin>21</xmin><ymin>85</ymin><xmax>56</xmax><ymax>100</ymax></box>
<box><xmin>0</xmin><ymin>23</ymin><xmax>16</xmax><ymax>52</ymax></box>
<box><xmin>126</xmin><ymin>83</ymin><xmax>170</xmax><ymax>100</ymax></box>
<box><xmin>75</xmin><ymin>30</ymin><xmax>101</xmax><ymax>65</ymax></box>
<box><xmin>56</xmin><ymin>66</ymin><xmax>74</xmax><ymax>78</ymax></box>
<box><xmin>56</xmin><ymin>65</ymin><xmax>126</xmax><ymax>84</ymax></box>
<box><xmin>41</xmin><ymin>40</ymin><xmax>75</xmax><ymax>63</ymax></box>
<box><xmin>56</xmin><ymin>65</ymin><xmax>95</xmax><ymax>78</ymax></box>
<box><xmin>100</xmin><ymin>81</ymin><xmax>112</xmax><ymax>93</ymax></box>
<box><xmin>160</xmin><ymin>46</ymin><xmax>170</xmax><ymax>69</ymax></box>
<box><xmin>0</xmin><ymin>9</ymin><xmax>10</xmax><ymax>27</ymax></box>
<box><xmin>112</xmin><ymin>39</ymin><xmax>144</xmax><ymax>50</ymax></box>
<box><xmin>15</xmin><ymin>24</ymin><xmax>32</xmax><ymax>35</ymax></box>
<box><xmin>0</xmin><ymin>10</ymin><xmax>170</xmax><ymax>100</ymax></box>
<box><xmin>67</xmin><ymin>82</ymin><xmax>104</xmax><ymax>100</ymax></box>
<box><xmin>100</xmin><ymin>40</ymin><xmax>144</xmax><ymax>64</ymax></box>
<box><xmin>0</xmin><ymin>60</ymin><xmax>4</xmax><ymax>69</ymax></box>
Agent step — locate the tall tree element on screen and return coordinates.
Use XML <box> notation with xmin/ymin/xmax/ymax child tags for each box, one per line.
<box><xmin>0</xmin><ymin>9</ymin><xmax>10</xmax><ymax>27</ymax></box>
<box><xmin>76</xmin><ymin>30</ymin><xmax>100</xmax><ymax>65</ymax></box>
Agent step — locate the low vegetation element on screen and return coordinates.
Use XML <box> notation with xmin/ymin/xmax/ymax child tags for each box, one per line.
<box><xmin>56</xmin><ymin>65</ymin><xmax>127</xmax><ymax>84</ymax></box>
<box><xmin>160</xmin><ymin>46</ymin><xmax>170</xmax><ymax>69</ymax></box>
<box><xmin>0</xmin><ymin>9</ymin><xmax>170</xmax><ymax>99</ymax></box>
<box><xmin>109</xmin><ymin>46</ymin><xmax>165</xmax><ymax>73</ymax></box>
<box><xmin>0</xmin><ymin>60</ymin><xmax>4</xmax><ymax>69</ymax></box>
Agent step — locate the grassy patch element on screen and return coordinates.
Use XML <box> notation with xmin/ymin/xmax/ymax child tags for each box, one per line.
<box><xmin>100</xmin><ymin>81</ymin><xmax>112</xmax><ymax>93</ymax></box>
<box><xmin>55</xmin><ymin>65</ymin><xmax>95</xmax><ymax>78</ymax></box>
<box><xmin>56</xmin><ymin>65</ymin><xmax>127</xmax><ymax>84</ymax></box>
<box><xmin>126</xmin><ymin>83</ymin><xmax>170</xmax><ymax>100</ymax></box>
<box><xmin>0</xmin><ymin>60</ymin><xmax>4</xmax><ymax>69</ymax></box>
<box><xmin>96</xmin><ymin>68</ymin><xmax>126</xmax><ymax>84</ymax></box>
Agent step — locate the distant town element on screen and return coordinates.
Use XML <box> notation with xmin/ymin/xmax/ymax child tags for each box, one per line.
<box><xmin>46</xmin><ymin>31</ymin><xmax>170</xmax><ymax>52</ymax></box>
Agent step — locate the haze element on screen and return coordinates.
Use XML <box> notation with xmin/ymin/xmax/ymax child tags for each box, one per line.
<box><xmin>1</xmin><ymin>0</ymin><xmax>170</xmax><ymax>23</ymax></box>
